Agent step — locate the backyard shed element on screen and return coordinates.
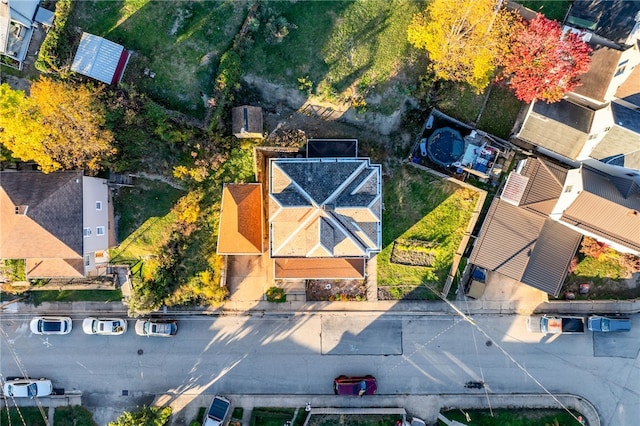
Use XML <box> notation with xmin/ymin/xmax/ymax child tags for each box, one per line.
<box><xmin>232</xmin><ymin>105</ymin><xmax>263</xmax><ymax>139</ymax></box>
<box><xmin>71</xmin><ymin>32</ymin><xmax>130</xmax><ymax>85</ymax></box>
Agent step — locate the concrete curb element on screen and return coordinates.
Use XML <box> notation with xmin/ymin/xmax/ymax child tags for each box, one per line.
<box><xmin>4</xmin><ymin>299</ymin><xmax>640</xmax><ymax>317</ymax></box>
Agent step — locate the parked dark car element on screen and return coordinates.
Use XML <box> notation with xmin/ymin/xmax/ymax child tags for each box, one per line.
<box><xmin>334</xmin><ymin>375</ymin><xmax>377</xmax><ymax>396</ymax></box>
<box><xmin>588</xmin><ymin>316</ymin><xmax>631</xmax><ymax>332</ymax></box>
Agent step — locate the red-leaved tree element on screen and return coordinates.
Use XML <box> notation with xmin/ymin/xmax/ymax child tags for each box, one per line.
<box><xmin>500</xmin><ymin>14</ymin><xmax>592</xmax><ymax>103</ymax></box>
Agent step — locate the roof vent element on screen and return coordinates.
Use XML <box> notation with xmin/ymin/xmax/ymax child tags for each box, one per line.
<box><xmin>627</xmin><ymin>209</ymin><xmax>639</xmax><ymax>217</ymax></box>
<box><xmin>15</xmin><ymin>205</ymin><xmax>28</xmax><ymax>215</ymax></box>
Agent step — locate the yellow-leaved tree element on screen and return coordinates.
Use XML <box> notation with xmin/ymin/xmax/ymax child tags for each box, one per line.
<box><xmin>0</xmin><ymin>78</ymin><xmax>115</xmax><ymax>173</ymax></box>
<box><xmin>407</xmin><ymin>0</ymin><xmax>514</xmax><ymax>92</ymax></box>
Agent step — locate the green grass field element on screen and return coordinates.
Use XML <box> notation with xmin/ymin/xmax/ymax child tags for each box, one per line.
<box><xmin>377</xmin><ymin>165</ymin><xmax>479</xmax><ymax>299</ymax></box>
<box><xmin>243</xmin><ymin>0</ymin><xmax>424</xmax><ymax>104</ymax></box>
<box><xmin>72</xmin><ymin>0</ymin><xmax>249</xmax><ymax>116</ymax></box>
<box><xmin>439</xmin><ymin>408</ymin><xmax>581</xmax><ymax>426</ymax></box>
<box><xmin>519</xmin><ymin>0</ymin><xmax>571</xmax><ymax>22</ymax></box>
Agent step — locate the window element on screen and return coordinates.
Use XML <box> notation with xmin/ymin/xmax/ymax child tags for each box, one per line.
<box><xmin>615</xmin><ymin>66</ymin><xmax>626</xmax><ymax>77</ymax></box>
<box><xmin>564</xmin><ymin>185</ymin><xmax>573</xmax><ymax>193</ymax></box>
<box><xmin>83</xmin><ymin>227</ymin><xmax>91</xmax><ymax>237</ymax></box>
<box><xmin>84</xmin><ymin>254</ymin><xmax>90</xmax><ymax>266</ymax></box>
<box><xmin>96</xmin><ymin>226</ymin><xmax>105</xmax><ymax>236</ymax></box>
<box><xmin>96</xmin><ymin>201</ymin><xmax>102</xmax><ymax>210</ymax></box>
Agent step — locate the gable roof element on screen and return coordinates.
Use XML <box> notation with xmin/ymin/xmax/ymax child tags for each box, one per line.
<box><xmin>0</xmin><ymin>171</ymin><xmax>84</xmax><ymax>278</ymax></box>
<box><xmin>269</xmin><ymin>158</ymin><xmax>382</xmax><ymax>258</ymax></box>
<box><xmin>517</xmin><ymin>99</ymin><xmax>594</xmax><ymax>159</ymax></box>
<box><xmin>615</xmin><ymin>64</ymin><xmax>640</xmax><ymax>106</ymax></box>
<box><xmin>217</xmin><ymin>183</ymin><xmax>263</xmax><ymax>254</ymax></box>
<box><xmin>567</xmin><ymin>0</ymin><xmax>640</xmax><ymax>46</ymax></box>
<box><xmin>572</xmin><ymin>43</ymin><xmax>624</xmax><ymax>103</ymax></box>
<box><xmin>560</xmin><ymin>164</ymin><xmax>640</xmax><ymax>252</ymax></box>
<box><xmin>470</xmin><ymin>158</ymin><xmax>581</xmax><ymax>296</ymax></box>
<box><xmin>71</xmin><ymin>32</ymin><xmax>130</xmax><ymax>85</ymax></box>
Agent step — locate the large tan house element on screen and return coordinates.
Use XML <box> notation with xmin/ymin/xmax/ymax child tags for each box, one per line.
<box><xmin>0</xmin><ymin>171</ymin><xmax>114</xmax><ymax>279</ymax></box>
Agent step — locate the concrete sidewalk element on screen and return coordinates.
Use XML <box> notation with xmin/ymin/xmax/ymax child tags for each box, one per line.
<box><xmin>155</xmin><ymin>392</ymin><xmax>598</xmax><ymax>426</ymax></box>
<box><xmin>4</xmin><ymin>298</ymin><xmax>640</xmax><ymax>317</ymax></box>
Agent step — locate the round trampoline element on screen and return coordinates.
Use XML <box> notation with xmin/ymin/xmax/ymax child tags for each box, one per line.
<box><xmin>427</xmin><ymin>127</ymin><xmax>465</xmax><ymax>168</ymax></box>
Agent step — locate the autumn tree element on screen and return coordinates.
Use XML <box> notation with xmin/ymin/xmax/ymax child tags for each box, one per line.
<box><xmin>407</xmin><ymin>0</ymin><xmax>514</xmax><ymax>92</ymax></box>
<box><xmin>0</xmin><ymin>78</ymin><xmax>115</xmax><ymax>173</ymax></box>
<box><xmin>499</xmin><ymin>14</ymin><xmax>592</xmax><ymax>103</ymax></box>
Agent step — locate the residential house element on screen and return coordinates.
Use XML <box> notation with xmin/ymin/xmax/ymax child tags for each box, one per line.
<box><xmin>0</xmin><ymin>0</ymin><xmax>54</xmax><ymax>70</ymax></box>
<box><xmin>217</xmin><ymin>140</ymin><xmax>382</xmax><ymax>282</ymax></box>
<box><xmin>268</xmin><ymin>156</ymin><xmax>382</xmax><ymax>279</ymax></box>
<box><xmin>0</xmin><ymin>171</ymin><xmax>114</xmax><ymax>279</ymax></box>
<box><xmin>71</xmin><ymin>32</ymin><xmax>130</xmax><ymax>85</ymax></box>
<box><xmin>469</xmin><ymin>157</ymin><xmax>640</xmax><ymax>296</ymax></box>
<box><xmin>515</xmin><ymin>0</ymin><xmax>640</xmax><ymax>170</ymax></box>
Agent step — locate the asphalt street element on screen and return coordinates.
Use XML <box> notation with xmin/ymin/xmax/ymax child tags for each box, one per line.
<box><xmin>2</xmin><ymin>310</ymin><xmax>640</xmax><ymax>425</ymax></box>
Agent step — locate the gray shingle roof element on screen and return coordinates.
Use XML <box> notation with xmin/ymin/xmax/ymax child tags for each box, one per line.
<box><xmin>572</xmin><ymin>43</ymin><xmax>622</xmax><ymax>103</ymax></box>
<box><xmin>1</xmin><ymin>171</ymin><xmax>83</xmax><ymax>257</ymax></box>
<box><xmin>567</xmin><ymin>0</ymin><xmax>640</xmax><ymax>46</ymax></box>
<box><xmin>269</xmin><ymin>158</ymin><xmax>382</xmax><ymax>258</ymax></box>
<box><xmin>517</xmin><ymin>100</ymin><xmax>593</xmax><ymax>159</ymax></box>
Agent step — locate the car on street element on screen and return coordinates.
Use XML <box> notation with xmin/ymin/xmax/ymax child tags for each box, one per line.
<box><xmin>3</xmin><ymin>378</ymin><xmax>53</xmax><ymax>398</ymax></box>
<box><xmin>135</xmin><ymin>319</ymin><xmax>178</xmax><ymax>337</ymax></box>
<box><xmin>82</xmin><ymin>317</ymin><xmax>128</xmax><ymax>335</ymax></box>
<box><xmin>30</xmin><ymin>317</ymin><xmax>72</xmax><ymax>335</ymax></box>
<box><xmin>588</xmin><ymin>316</ymin><xmax>631</xmax><ymax>332</ymax></box>
<box><xmin>334</xmin><ymin>375</ymin><xmax>377</xmax><ymax>396</ymax></box>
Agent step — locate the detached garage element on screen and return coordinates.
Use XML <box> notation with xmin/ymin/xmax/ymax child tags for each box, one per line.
<box><xmin>71</xmin><ymin>32</ymin><xmax>130</xmax><ymax>85</ymax></box>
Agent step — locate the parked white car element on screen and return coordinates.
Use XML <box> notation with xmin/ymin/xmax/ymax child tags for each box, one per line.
<box><xmin>30</xmin><ymin>317</ymin><xmax>72</xmax><ymax>335</ymax></box>
<box><xmin>82</xmin><ymin>317</ymin><xmax>128</xmax><ymax>335</ymax></box>
<box><xmin>3</xmin><ymin>378</ymin><xmax>52</xmax><ymax>398</ymax></box>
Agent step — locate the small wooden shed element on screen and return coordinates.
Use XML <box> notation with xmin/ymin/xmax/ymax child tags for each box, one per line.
<box><xmin>232</xmin><ymin>105</ymin><xmax>263</xmax><ymax>139</ymax></box>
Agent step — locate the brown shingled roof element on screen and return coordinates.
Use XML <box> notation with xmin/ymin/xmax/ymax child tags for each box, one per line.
<box><xmin>217</xmin><ymin>183</ymin><xmax>264</xmax><ymax>254</ymax></box>
<box><xmin>0</xmin><ymin>171</ymin><xmax>84</xmax><ymax>278</ymax></box>
<box><xmin>274</xmin><ymin>258</ymin><xmax>365</xmax><ymax>279</ymax></box>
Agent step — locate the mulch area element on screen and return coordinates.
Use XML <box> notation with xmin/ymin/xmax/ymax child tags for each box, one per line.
<box><xmin>306</xmin><ymin>279</ymin><xmax>367</xmax><ymax>301</ymax></box>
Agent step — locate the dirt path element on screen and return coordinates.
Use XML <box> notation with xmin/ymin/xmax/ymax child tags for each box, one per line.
<box><xmin>243</xmin><ymin>74</ymin><xmax>417</xmax><ymax>137</ymax></box>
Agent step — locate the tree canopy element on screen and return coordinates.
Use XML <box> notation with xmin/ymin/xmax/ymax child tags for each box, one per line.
<box><xmin>107</xmin><ymin>406</ymin><xmax>171</xmax><ymax>426</ymax></box>
<box><xmin>500</xmin><ymin>14</ymin><xmax>592</xmax><ymax>103</ymax></box>
<box><xmin>407</xmin><ymin>0</ymin><xmax>514</xmax><ymax>92</ymax></box>
<box><xmin>0</xmin><ymin>78</ymin><xmax>115</xmax><ymax>173</ymax></box>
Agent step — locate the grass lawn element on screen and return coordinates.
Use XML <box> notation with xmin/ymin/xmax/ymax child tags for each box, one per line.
<box><xmin>30</xmin><ymin>290</ymin><xmax>123</xmax><ymax>305</ymax></box>
<box><xmin>476</xmin><ymin>85</ymin><xmax>524</xmax><ymax>139</ymax></box>
<box><xmin>435</xmin><ymin>82</ymin><xmax>522</xmax><ymax>139</ymax></box>
<box><xmin>243</xmin><ymin>0</ymin><xmax>423</xmax><ymax>103</ymax></box>
<box><xmin>307</xmin><ymin>414</ymin><xmax>403</xmax><ymax>426</ymax></box>
<box><xmin>0</xmin><ymin>407</ymin><xmax>47</xmax><ymax>426</ymax></box>
<box><xmin>54</xmin><ymin>406</ymin><xmax>98</xmax><ymax>426</ymax></box>
<box><xmin>250</xmin><ymin>407</ymin><xmax>296</xmax><ymax>426</ymax></box>
<box><xmin>72</xmin><ymin>0</ymin><xmax>249</xmax><ymax>116</ymax></box>
<box><xmin>112</xmin><ymin>178</ymin><xmax>184</xmax><ymax>246</ymax></box>
<box><xmin>439</xmin><ymin>408</ymin><xmax>581</xmax><ymax>426</ymax></box>
<box><xmin>519</xmin><ymin>1</ymin><xmax>571</xmax><ymax>22</ymax></box>
<box><xmin>435</xmin><ymin>81</ymin><xmax>484</xmax><ymax>125</ymax></box>
<box><xmin>377</xmin><ymin>165</ymin><xmax>479</xmax><ymax>299</ymax></box>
